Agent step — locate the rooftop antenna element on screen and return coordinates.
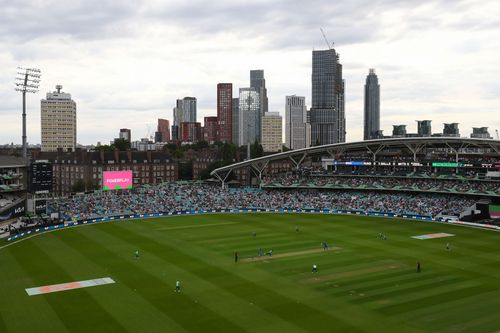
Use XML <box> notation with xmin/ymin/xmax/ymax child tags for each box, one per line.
<box><xmin>320</xmin><ymin>28</ymin><xmax>333</xmax><ymax>50</ymax></box>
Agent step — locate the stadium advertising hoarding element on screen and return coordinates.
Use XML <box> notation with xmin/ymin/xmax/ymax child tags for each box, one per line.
<box><xmin>35</xmin><ymin>199</ymin><xmax>47</xmax><ymax>215</ymax></box>
<box><xmin>103</xmin><ymin>171</ymin><xmax>133</xmax><ymax>191</ymax></box>
<box><xmin>0</xmin><ymin>199</ymin><xmax>26</xmax><ymax>221</ymax></box>
<box><xmin>489</xmin><ymin>205</ymin><xmax>500</xmax><ymax>219</ymax></box>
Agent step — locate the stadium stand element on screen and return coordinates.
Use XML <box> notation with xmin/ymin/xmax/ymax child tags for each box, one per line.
<box><xmin>48</xmin><ymin>182</ymin><xmax>476</xmax><ymax>222</ymax></box>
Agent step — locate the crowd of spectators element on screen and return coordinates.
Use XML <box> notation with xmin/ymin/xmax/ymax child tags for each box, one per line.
<box><xmin>6</xmin><ymin>216</ymin><xmax>62</xmax><ymax>236</ymax></box>
<box><xmin>263</xmin><ymin>174</ymin><xmax>500</xmax><ymax>195</ymax></box>
<box><xmin>48</xmin><ymin>182</ymin><xmax>476</xmax><ymax>221</ymax></box>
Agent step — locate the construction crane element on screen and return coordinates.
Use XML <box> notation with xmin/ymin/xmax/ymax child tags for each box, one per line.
<box><xmin>320</xmin><ymin>28</ymin><xmax>333</xmax><ymax>50</ymax></box>
<box><xmin>146</xmin><ymin>124</ymin><xmax>154</xmax><ymax>141</ymax></box>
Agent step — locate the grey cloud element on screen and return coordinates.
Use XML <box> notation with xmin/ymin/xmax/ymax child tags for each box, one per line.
<box><xmin>0</xmin><ymin>0</ymin><xmax>139</xmax><ymax>41</ymax></box>
<box><xmin>141</xmin><ymin>0</ymin><xmax>475</xmax><ymax>49</ymax></box>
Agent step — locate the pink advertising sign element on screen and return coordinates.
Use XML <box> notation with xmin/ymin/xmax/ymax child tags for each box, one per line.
<box><xmin>103</xmin><ymin>171</ymin><xmax>133</xmax><ymax>190</ymax></box>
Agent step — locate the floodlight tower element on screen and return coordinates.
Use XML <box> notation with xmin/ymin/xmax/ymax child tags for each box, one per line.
<box><xmin>15</xmin><ymin>67</ymin><xmax>41</xmax><ymax>159</ymax></box>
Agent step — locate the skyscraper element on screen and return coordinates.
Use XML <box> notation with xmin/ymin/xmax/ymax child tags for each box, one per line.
<box><xmin>157</xmin><ymin>119</ymin><xmax>170</xmax><ymax>142</ymax></box>
<box><xmin>232</xmin><ymin>98</ymin><xmax>239</xmax><ymax>146</ymax></box>
<box><xmin>41</xmin><ymin>85</ymin><xmax>77</xmax><ymax>152</ymax></box>
<box><xmin>285</xmin><ymin>95</ymin><xmax>309</xmax><ymax>149</ymax></box>
<box><xmin>180</xmin><ymin>122</ymin><xmax>202</xmax><ymax>143</ymax></box>
<box><xmin>261</xmin><ymin>112</ymin><xmax>283</xmax><ymax>152</ymax></box>
<box><xmin>250</xmin><ymin>70</ymin><xmax>268</xmax><ymax>116</ymax></box>
<box><xmin>172</xmin><ymin>97</ymin><xmax>197</xmax><ymax>140</ymax></box>
<box><xmin>217</xmin><ymin>83</ymin><xmax>232</xmax><ymax>143</ymax></box>
<box><xmin>238</xmin><ymin>88</ymin><xmax>260</xmax><ymax>146</ymax></box>
<box><xmin>178</xmin><ymin>97</ymin><xmax>197</xmax><ymax>122</ymax></box>
<box><xmin>309</xmin><ymin>48</ymin><xmax>345</xmax><ymax>145</ymax></box>
<box><xmin>364</xmin><ymin>69</ymin><xmax>380</xmax><ymax>140</ymax></box>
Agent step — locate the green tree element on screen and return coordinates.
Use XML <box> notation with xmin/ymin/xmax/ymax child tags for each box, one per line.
<box><xmin>95</xmin><ymin>144</ymin><xmax>114</xmax><ymax>152</ymax></box>
<box><xmin>172</xmin><ymin>148</ymin><xmax>184</xmax><ymax>159</ymax></box>
<box><xmin>163</xmin><ymin>143</ymin><xmax>178</xmax><ymax>152</ymax></box>
<box><xmin>178</xmin><ymin>161</ymin><xmax>193</xmax><ymax>180</ymax></box>
<box><xmin>113</xmin><ymin>138</ymin><xmax>130</xmax><ymax>151</ymax></box>
<box><xmin>199</xmin><ymin>160</ymin><xmax>232</xmax><ymax>180</ymax></box>
<box><xmin>71</xmin><ymin>179</ymin><xmax>86</xmax><ymax>192</ymax></box>
<box><xmin>219</xmin><ymin>143</ymin><xmax>237</xmax><ymax>163</ymax></box>
<box><xmin>250</xmin><ymin>140</ymin><xmax>264</xmax><ymax>159</ymax></box>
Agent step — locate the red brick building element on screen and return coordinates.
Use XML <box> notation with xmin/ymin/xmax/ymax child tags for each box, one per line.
<box><xmin>157</xmin><ymin>118</ymin><xmax>170</xmax><ymax>142</ymax></box>
<box><xmin>217</xmin><ymin>83</ymin><xmax>232</xmax><ymax>143</ymax></box>
<box><xmin>203</xmin><ymin>116</ymin><xmax>218</xmax><ymax>143</ymax></box>
<box><xmin>32</xmin><ymin>149</ymin><xmax>178</xmax><ymax>196</ymax></box>
<box><xmin>180</xmin><ymin>122</ymin><xmax>202</xmax><ymax>143</ymax></box>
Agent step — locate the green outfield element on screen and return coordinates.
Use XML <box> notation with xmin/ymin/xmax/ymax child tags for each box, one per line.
<box><xmin>1</xmin><ymin>213</ymin><xmax>500</xmax><ymax>332</ymax></box>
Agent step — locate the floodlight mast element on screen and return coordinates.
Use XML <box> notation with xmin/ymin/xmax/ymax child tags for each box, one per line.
<box><xmin>15</xmin><ymin>67</ymin><xmax>41</xmax><ymax>159</ymax></box>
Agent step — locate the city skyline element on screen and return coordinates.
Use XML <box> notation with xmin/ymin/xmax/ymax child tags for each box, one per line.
<box><xmin>1</xmin><ymin>0</ymin><xmax>499</xmax><ymax>145</ymax></box>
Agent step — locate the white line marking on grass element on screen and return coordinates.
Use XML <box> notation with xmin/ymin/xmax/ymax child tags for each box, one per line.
<box><xmin>26</xmin><ymin>277</ymin><xmax>115</xmax><ymax>296</ymax></box>
<box><xmin>155</xmin><ymin>222</ymin><xmax>239</xmax><ymax>231</ymax></box>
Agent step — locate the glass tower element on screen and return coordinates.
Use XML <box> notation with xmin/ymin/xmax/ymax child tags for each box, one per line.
<box><xmin>309</xmin><ymin>49</ymin><xmax>345</xmax><ymax>145</ymax></box>
<box><xmin>238</xmin><ymin>88</ymin><xmax>261</xmax><ymax>145</ymax></box>
<box><xmin>364</xmin><ymin>69</ymin><xmax>380</xmax><ymax>140</ymax></box>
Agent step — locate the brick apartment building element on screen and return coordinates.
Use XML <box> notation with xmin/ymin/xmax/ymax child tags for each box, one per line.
<box><xmin>32</xmin><ymin>148</ymin><xmax>178</xmax><ymax>196</ymax></box>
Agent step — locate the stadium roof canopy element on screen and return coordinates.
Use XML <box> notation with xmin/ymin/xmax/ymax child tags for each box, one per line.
<box><xmin>210</xmin><ymin>137</ymin><xmax>500</xmax><ymax>185</ymax></box>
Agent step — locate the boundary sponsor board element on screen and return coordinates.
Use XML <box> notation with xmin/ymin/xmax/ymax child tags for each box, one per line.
<box><xmin>489</xmin><ymin>205</ymin><xmax>500</xmax><ymax>219</ymax></box>
<box><xmin>7</xmin><ymin>209</ymin><xmax>437</xmax><ymax>241</ymax></box>
<box><xmin>0</xmin><ymin>199</ymin><xmax>26</xmax><ymax>221</ymax></box>
<box><xmin>412</xmin><ymin>233</ymin><xmax>455</xmax><ymax>240</ymax></box>
<box><xmin>26</xmin><ymin>277</ymin><xmax>115</xmax><ymax>296</ymax></box>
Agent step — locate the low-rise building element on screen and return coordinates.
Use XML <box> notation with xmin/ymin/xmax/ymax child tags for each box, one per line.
<box><xmin>32</xmin><ymin>149</ymin><xmax>178</xmax><ymax>196</ymax></box>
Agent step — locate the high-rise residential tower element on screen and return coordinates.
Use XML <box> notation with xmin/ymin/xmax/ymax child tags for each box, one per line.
<box><xmin>285</xmin><ymin>95</ymin><xmax>309</xmax><ymax>150</ymax></box>
<box><xmin>261</xmin><ymin>112</ymin><xmax>283</xmax><ymax>152</ymax></box>
<box><xmin>172</xmin><ymin>97</ymin><xmax>197</xmax><ymax>140</ymax></box>
<box><xmin>232</xmin><ymin>98</ymin><xmax>240</xmax><ymax>146</ymax></box>
<box><xmin>41</xmin><ymin>85</ymin><xmax>77</xmax><ymax>152</ymax></box>
<box><xmin>309</xmin><ymin>49</ymin><xmax>345</xmax><ymax>145</ymax></box>
<box><xmin>157</xmin><ymin>119</ymin><xmax>170</xmax><ymax>142</ymax></box>
<box><xmin>203</xmin><ymin>116</ymin><xmax>218</xmax><ymax>143</ymax></box>
<box><xmin>250</xmin><ymin>70</ymin><xmax>268</xmax><ymax>116</ymax></box>
<box><xmin>238</xmin><ymin>88</ymin><xmax>260</xmax><ymax>146</ymax></box>
<box><xmin>363</xmin><ymin>69</ymin><xmax>380</xmax><ymax>140</ymax></box>
<box><xmin>217</xmin><ymin>83</ymin><xmax>232</xmax><ymax>143</ymax></box>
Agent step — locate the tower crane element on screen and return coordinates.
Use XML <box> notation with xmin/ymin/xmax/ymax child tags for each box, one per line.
<box><xmin>320</xmin><ymin>28</ymin><xmax>333</xmax><ymax>50</ymax></box>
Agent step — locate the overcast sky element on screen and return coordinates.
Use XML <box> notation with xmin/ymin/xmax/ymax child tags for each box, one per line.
<box><xmin>1</xmin><ymin>0</ymin><xmax>499</xmax><ymax>145</ymax></box>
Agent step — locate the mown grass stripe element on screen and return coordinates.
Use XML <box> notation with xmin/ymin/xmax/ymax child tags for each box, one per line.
<box><xmin>111</xmin><ymin>220</ymin><xmax>365</xmax><ymax>333</ymax></box>
<box><xmin>0</xmin><ymin>311</ymin><xmax>8</xmax><ymax>333</ymax></box>
<box><xmin>404</xmin><ymin>289</ymin><xmax>500</xmax><ymax>332</ymax></box>
<box><xmin>1</xmin><ymin>213</ymin><xmax>499</xmax><ymax>333</ymax></box>
<box><xmin>10</xmin><ymin>239</ymin><xmax>128</xmax><ymax>333</ymax></box>
<box><xmin>0</xmin><ymin>247</ymin><xmax>69</xmax><ymax>333</ymax></box>
<box><xmin>349</xmin><ymin>276</ymin><xmax>462</xmax><ymax>304</ymax></box>
<box><xmin>377</xmin><ymin>284</ymin><xmax>490</xmax><ymax>315</ymax></box>
<box><xmin>112</xmin><ymin>218</ymin><xmax>426</xmax><ymax>332</ymax></box>
<box><xmin>320</xmin><ymin>272</ymin><xmax>456</xmax><ymax>297</ymax></box>
<box><xmin>68</xmin><ymin>226</ymin><xmax>251</xmax><ymax>333</ymax></box>
<box><xmin>42</xmin><ymin>232</ymin><xmax>191</xmax><ymax>333</ymax></box>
